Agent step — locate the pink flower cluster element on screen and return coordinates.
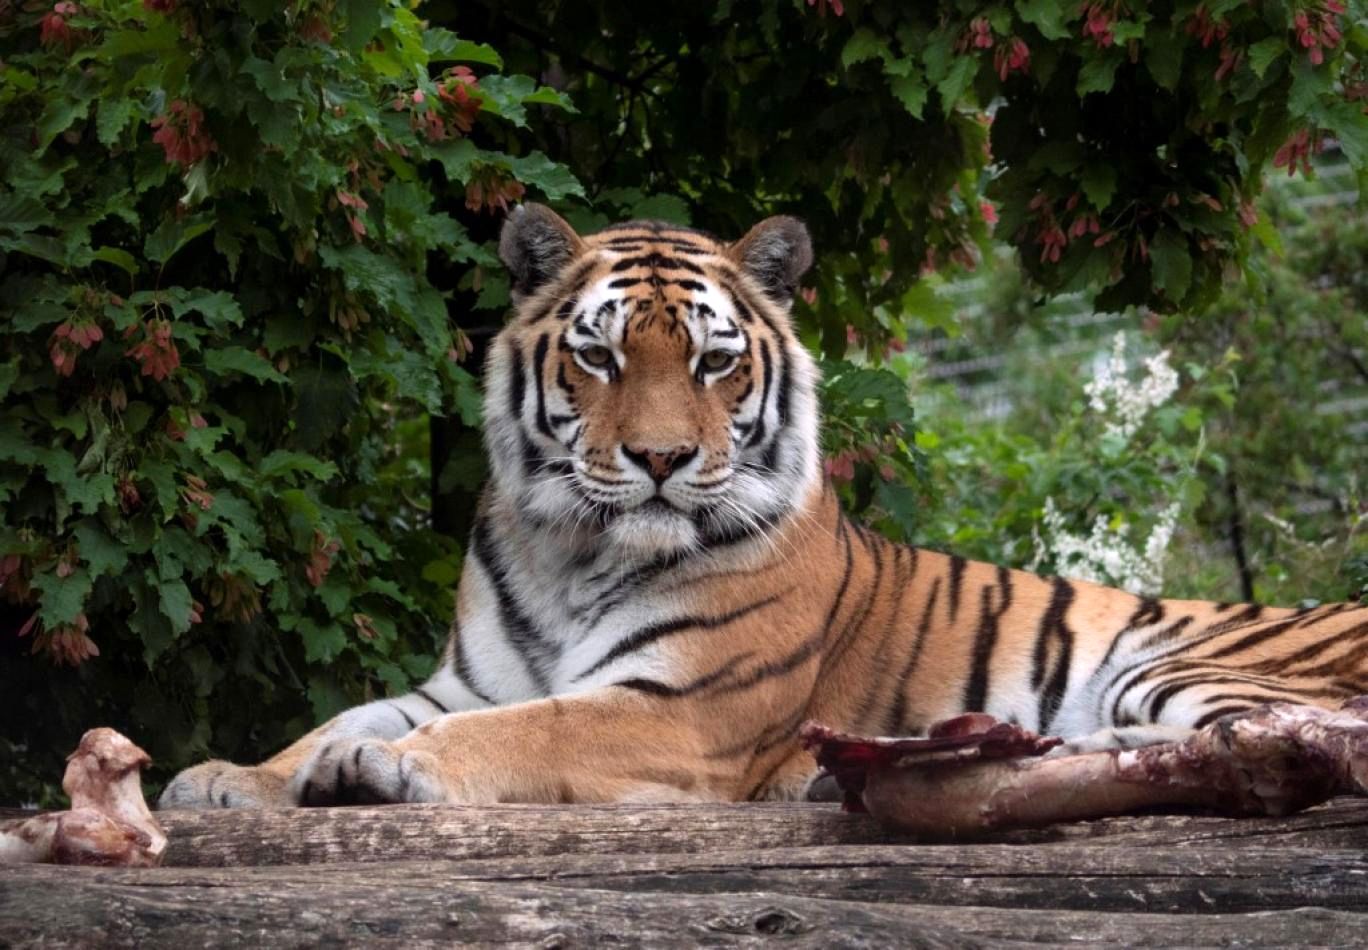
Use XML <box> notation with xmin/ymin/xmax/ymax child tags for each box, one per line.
<box><xmin>1273</xmin><ymin>127</ymin><xmax>1324</xmax><ymax>177</ymax></box>
<box><xmin>39</xmin><ymin>2</ymin><xmax>79</xmax><ymax>50</ymax></box>
<box><xmin>49</xmin><ymin>319</ymin><xmax>103</xmax><ymax>377</ymax></box>
<box><xmin>151</xmin><ymin>101</ymin><xmax>217</xmax><ymax>167</ymax></box>
<box><xmin>124</xmin><ymin>319</ymin><xmax>181</xmax><ymax>381</ymax></box>
<box><xmin>1294</xmin><ymin>1</ymin><xmax>1345</xmax><ymax>65</ymax></box>
<box><xmin>1080</xmin><ymin>2</ymin><xmax>1120</xmax><ymax>48</ymax></box>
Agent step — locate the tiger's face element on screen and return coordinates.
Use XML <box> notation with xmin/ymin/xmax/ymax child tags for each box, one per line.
<box><xmin>487</xmin><ymin>205</ymin><xmax>820</xmax><ymax>558</ymax></box>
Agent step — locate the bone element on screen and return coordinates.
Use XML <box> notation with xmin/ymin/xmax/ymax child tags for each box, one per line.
<box><xmin>0</xmin><ymin>728</ymin><xmax>166</xmax><ymax>866</ymax></box>
<box><xmin>801</xmin><ymin>699</ymin><xmax>1368</xmax><ymax>839</ymax></box>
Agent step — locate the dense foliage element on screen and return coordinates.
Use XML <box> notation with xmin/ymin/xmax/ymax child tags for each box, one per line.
<box><xmin>450</xmin><ymin>0</ymin><xmax>1368</xmax><ymax>526</ymax></box>
<box><xmin>0</xmin><ymin>0</ymin><xmax>578</xmax><ymax>803</ymax></box>
<box><xmin>909</xmin><ymin>181</ymin><xmax>1367</xmax><ymax>607</ymax></box>
<box><xmin>3</xmin><ymin>0</ymin><xmax>1365</xmax><ymax>803</ymax></box>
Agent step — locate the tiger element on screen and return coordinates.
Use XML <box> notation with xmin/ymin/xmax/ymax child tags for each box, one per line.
<box><xmin>159</xmin><ymin>204</ymin><xmax>1368</xmax><ymax>809</ymax></box>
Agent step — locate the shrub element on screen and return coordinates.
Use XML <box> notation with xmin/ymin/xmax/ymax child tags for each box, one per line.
<box><xmin>0</xmin><ymin>0</ymin><xmax>576</xmax><ymax>803</ymax></box>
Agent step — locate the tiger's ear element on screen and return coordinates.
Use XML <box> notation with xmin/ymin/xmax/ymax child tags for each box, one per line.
<box><xmin>728</xmin><ymin>216</ymin><xmax>813</xmax><ymax>306</ymax></box>
<box><xmin>499</xmin><ymin>203</ymin><xmax>584</xmax><ymax>301</ymax></box>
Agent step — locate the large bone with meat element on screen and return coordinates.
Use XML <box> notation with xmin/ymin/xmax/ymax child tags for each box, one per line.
<box><xmin>802</xmin><ymin>698</ymin><xmax>1368</xmax><ymax>838</ymax></box>
<box><xmin>0</xmin><ymin>728</ymin><xmax>166</xmax><ymax>866</ymax></box>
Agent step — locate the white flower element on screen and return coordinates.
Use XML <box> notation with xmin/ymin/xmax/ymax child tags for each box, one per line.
<box><xmin>1033</xmin><ymin>498</ymin><xmax>1181</xmax><ymax>596</ymax></box>
<box><xmin>1082</xmin><ymin>332</ymin><xmax>1179</xmax><ymax>443</ymax></box>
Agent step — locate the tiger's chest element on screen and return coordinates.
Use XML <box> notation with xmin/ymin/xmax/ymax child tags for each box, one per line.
<box><xmin>460</xmin><ymin>544</ymin><xmax>699</xmax><ymax>703</ymax></box>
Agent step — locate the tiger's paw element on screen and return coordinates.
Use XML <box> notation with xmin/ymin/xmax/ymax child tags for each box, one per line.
<box><xmin>158</xmin><ymin>760</ymin><xmax>291</xmax><ymax>810</ymax></box>
<box><xmin>290</xmin><ymin>738</ymin><xmax>450</xmax><ymax>806</ymax></box>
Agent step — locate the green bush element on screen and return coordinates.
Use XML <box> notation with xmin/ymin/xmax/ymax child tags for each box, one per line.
<box><xmin>0</xmin><ymin>0</ymin><xmax>576</xmax><ymax>803</ymax></box>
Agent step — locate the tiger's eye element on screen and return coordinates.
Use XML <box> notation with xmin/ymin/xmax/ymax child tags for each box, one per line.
<box><xmin>579</xmin><ymin>345</ymin><xmax>614</xmax><ymax>368</ymax></box>
<box><xmin>701</xmin><ymin>350</ymin><xmax>736</xmax><ymax>372</ymax></box>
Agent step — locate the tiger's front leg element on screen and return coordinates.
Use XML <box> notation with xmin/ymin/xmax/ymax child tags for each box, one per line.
<box><xmin>290</xmin><ymin>688</ymin><xmax>734</xmax><ymax>806</ymax></box>
<box><xmin>157</xmin><ymin>678</ymin><xmax>475</xmax><ymax>809</ymax></box>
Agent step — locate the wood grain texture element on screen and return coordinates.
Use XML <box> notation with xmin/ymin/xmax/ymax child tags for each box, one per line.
<box><xmin>148</xmin><ymin>797</ymin><xmax>1368</xmax><ymax>866</ymax></box>
<box><xmin>4</xmin><ymin>799</ymin><xmax>1368</xmax><ymax>947</ymax></box>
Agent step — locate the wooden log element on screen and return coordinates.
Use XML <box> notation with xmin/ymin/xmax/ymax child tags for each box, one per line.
<box><xmin>143</xmin><ymin>798</ymin><xmax>1368</xmax><ymax>867</ymax></box>
<box><xmin>6</xmin><ymin>842</ymin><xmax>1368</xmax><ymax>915</ymax></box>
<box><xmin>1</xmin><ymin>865</ymin><xmax>1363</xmax><ymax>948</ymax></box>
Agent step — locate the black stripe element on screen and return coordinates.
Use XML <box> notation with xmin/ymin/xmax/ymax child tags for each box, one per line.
<box><xmin>1133</xmin><ymin>615</ymin><xmax>1195</xmax><ymax>652</ymax></box>
<box><xmin>822</xmin><ymin>523</ymin><xmax>884</xmax><ymax>671</ymax></box>
<box><xmin>747</xmin><ymin>339</ymin><xmax>774</xmax><ymax>449</ymax></box>
<box><xmin>447</xmin><ymin>622</ymin><xmax>496</xmax><ymax>706</ymax></box>
<box><xmin>391</xmin><ymin>703</ymin><xmax>418</xmax><ymax>729</ymax></box>
<box><xmin>1030</xmin><ymin>578</ymin><xmax>1075</xmax><ymax>690</ymax></box>
<box><xmin>760</xmin><ymin>344</ymin><xmax>791</xmax><ymax>473</ymax></box>
<box><xmin>614</xmin><ymin>651</ymin><xmax>756</xmax><ymax>698</ymax></box>
<box><xmin>413</xmin><ymin>687</ymin><xmax>449</xmax><ymax>715</ymax></box>
<box><xmin>820</xmin><ymin>518</ymin><xmax>856</xmax><ymax>642</ymax></box>
<box><xmin>964</xmin><ymin>567</ymin><xmax>1014</xmax><ymax>714</ymax></box>
<box><xmin>508</xmin><ymin>344</ymin><xmax>526</xmax><ymax>419</ymax></box>
<box><xmin>1035</xmin><ymin>578</ymin><xmax>1076</xmax><ymax>732</ymax></box>
<box><xmin>1248</xmin><ymin>617</ymin><xmax>1368</xmax><ymax>673</ymax></box>
<box><xmin>1203</xmin><ymin>616</ymin><xmax>1306</xmax><ymax>660</ymax></box>
<box><xmin>888</xmin><ymin>576</ymin><xmax>940</xmax><ymax>733</ymax></box>
<box><xmin>850</xmin><ymin>545</ymin><xmax>917</xmax><ymax>732</ymax></box>
<box><xmin>1286</xmin><ymin>628</ymin><xmax>1368</xmax><ymax>678</ymax></box>
<box><xmin>610</xmin><ymin>253</ymin><xmax>705</xmax><ymax>274</ymax></box>
<box><xmin>947</xmin><ymin>556</ymin><xmax>967</xmax><ymax>622</ymax></box>
<box><xmin>575</xmin><ymin>591</ymin><xmax>787</xmax><ymax>681</ymax></box>
<box><xmin>575</xmin><ymin>552</ymin><xmax>686</xmax><ymax>627</ymax></box>
<box><xmin>531</xmin><ymin>333</ymin><xmax>554</xmax><ymax>439</ymax></box>
<box><xmin>472</xmin><ymin>517</ymin><xmax>557</xmax><ymax>695</ymax></box>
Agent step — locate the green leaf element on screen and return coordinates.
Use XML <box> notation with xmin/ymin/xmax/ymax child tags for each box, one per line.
<box><xmin>36</xmin><ymin>97</ymin><xmax>90</xmax><ymax>150</ymax></box>
<box><xmin>204</xmin><ymin>346</ymin><xmax>289</xmax><ymax>384</ymax></box>
<box><xmin>1080</xmin><ymin>164</ymin><xmax>1117</xmax><ymax>211</ymax></box>
<box><xmin>1246</xmin><ymin>38</ymin><xmax>1284</xmax><ymax>78</ymax></box>
<box><xmin>243</xmin><ymin>56</ymin><xmax>301</xmax><ymax>103</ymax></box>
<box><xmin>504</xmin><ymin>151</ymin><xmax>584</xmax><ymax>201</ymax></box>
<box><xmin>842</xmin><ymin>28</ymin><xmax>888</xmax><ymax>69</ymax></box>
<box><xmin>173</xmin><ymin>290</ymin><xmax>244</xmax><ymax>330</ymax></box>
<box><xmin>33</xmin><ymin>569</ymin><xmax>92</xmax><ymax>628</ymax></box>
<box><xmin>1015</xmin><ymin>0</ymin><xmax>1071</xmax><ymax>40</ymax></box>
<box><xmin>1150</xmin><ymin>229</ymin><xmax>1193</xmax><ymax>302</ymax></box>
<box><xmin>140</xmin><ymin>459</ymin><xmax>179</xmax><ymax>520</ymax></box>
<box><xmin>936</xmin><ymin>56</ymin><xmax>976</xmax><ymax>108</ymax></box>
<box><xmin>889</xmin><ymin>73</ymin><xmax>929</xmax><ymax>119</ymax></box>
<box><xmin>158</xmin><ymin>577</ymin><xmax>196</xmax><ymax>636</ymax></box>
<box><xmin>1315</xmin><ymin>102</ymin><xmax>1368</xmax><ymax>169</ymax></box>
<box><xmin>90</xmin><ymin>246</ymin><xmax>138</xmax><ymax>276</ymax></box>
<box><xmin>628</xmin><ymin>193</ymin><xmax>691</xmax><ymax>225</ymax></box>
<box><xmin>426</xmin><ymin>31</ymin><xmax>503</xmax><ymax>67</ymax></box>
<box><xmin>341</xmin><ymin>0</ymin><xmax>384</xmax><ymax>54</ymax></box>
<box><xmin>317</xmin><ymin>573</ymin><xmax>352</xmax><ymax>616</ymax></box>
<box><xmin>300</xmin><ymin>618</ymin><xmax>348</xmax><ymax>663</ymax></box>
<box><xmin>73</xmin><ymin>520</ymin><xmax>129</xmax><ymax>578</ymax></box>
<box><xmin>144</xmin><ymin>213</ymin><xmax>213</xmax><ymax>265</ymax></box>
<box><xmin>260</xmin><ymin>450</ymin><xmax>340</xmax><ymax>482</ymax></box>
<box><xmin>95</xmin><ymin>98</ymin><xmax>137</xmax><ymax>147</ymax></box>
<box><xmin>1145</xmin><ymin>30</ymin><xmax>1183</xmax><ymax>91</ymax></box>
<box><xmin>291</xmin><ymin>363</ymin><xmax>359</xmax><ymax>451</ymax></box>
<box><xmin>1077</xmin><ymin>55</ymin><xmax>1120</xmax><ymax>96</ymax></box>
<box><xmin>98</xmin><ymin>20</ymin><xmax>179</xmax><ymax>57</ymax></box>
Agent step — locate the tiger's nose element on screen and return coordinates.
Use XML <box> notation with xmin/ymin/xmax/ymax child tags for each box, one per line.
<box><xmin>622</xmin><ymin>444</ymin><xmax>698</xmax><ymax>483</ymax></box>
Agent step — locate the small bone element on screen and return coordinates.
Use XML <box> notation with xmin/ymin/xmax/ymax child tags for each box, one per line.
<box><xmin>0</xmin><ymin>728</ymin><xmax>166</xmax><ymax>866</ymax></box>
<box><xmin>801</xmin><ymin>699</ymin><xmax>1368</xmax><ymax>838</ymax></box>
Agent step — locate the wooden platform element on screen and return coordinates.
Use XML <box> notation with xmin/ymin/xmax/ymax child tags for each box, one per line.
<box><xmin>4</xmin><ymin>798</ymin><xmax>1368</xmax><ymax>946</ymax></box>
